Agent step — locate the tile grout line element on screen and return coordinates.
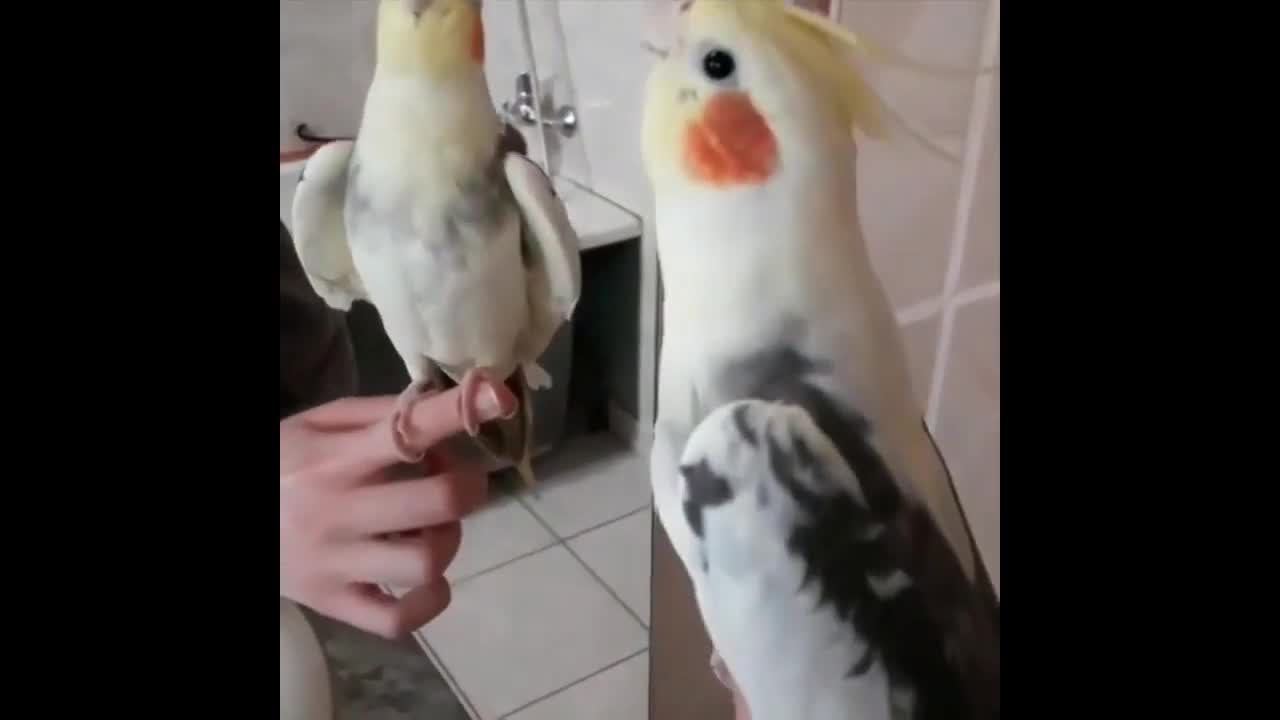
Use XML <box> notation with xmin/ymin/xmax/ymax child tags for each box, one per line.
<box><xmin>384</xmin><ymin>586</ymin><xmax>480</xmax><ymax>718</ymax></box>
<box><xmin>517</xmin><ymin>494</ymin><xmax>652</xmax><ymax>632</ymax></box>
<box><xmin>497</xmin><ymin>647</ymin><xmax>650</xmax><ymax>720</ymax></box>
<box><xmin>420</xmin><ymin>501</ymin><xmax>651</xmax><ymax>718</ymax></box>
<box><xmin>426</xmin><ymin>639</ymin><xmax>484</xmax><ymax>720</ymax></box>
<box><xmin>561</xmin><ymin>539</ymin><xmax>651</xmax><ymax>630</ymax></box>
<box><xmin>895</xmin><ymin>297</ymin><xmax>942</xmax><ymax>326</ymax></box>
<box><xmin>952</xmin><ymin>280</ymin><xmax>999</xmax><ymax>307</ymax></box>
<box><xmin>926</xmin><ymin>0</ymin><xmax>1001</xmax><ymax>431</ymax></box>
<box><xmin>409</xmin><ymin>625</ymin><xmax>484</xmax><ymax>720</ymax></box>
<box><xmin>895</xmin><ymin>280</ymin><xmax>1000</xmax><ymax>329</ymax></box>
<box><xmin>561</xmin><ymin>505</ymin><xmax>652</xmax><ymax>542</ymax></box>
<box><xmin>449</xmin><ymin>540</ymin><xmax>561</xmax><ymax>587</ymax></box>
<box><xmin>451</xmin><ymin>501</ymin><xmax>650</xmax><ymax>586</ymax></box>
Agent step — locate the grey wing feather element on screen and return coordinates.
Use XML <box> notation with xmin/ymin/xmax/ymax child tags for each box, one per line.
<box><xmin>679</xmin><ymin>399</ymin><xmax>1000</xmax><ymax>720</ymax></box>
<box><xmin>503</xmin><ymin>153</ymin><xmax>581</xmax><ymax>328</ymax></box>
<box><xmin>290</xmin><ymin>141</ymin><xmax>367</xmax><ymax>311</ymax></box>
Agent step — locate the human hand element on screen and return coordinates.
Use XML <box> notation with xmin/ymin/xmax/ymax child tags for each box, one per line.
<box><xmin>280</xmin><ymin>381</ymin><xmax>516</xmax><ymax>638</ymax></box>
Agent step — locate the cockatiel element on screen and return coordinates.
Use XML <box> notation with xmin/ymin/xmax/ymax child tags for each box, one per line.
<box><xmin>641</xmin><ymin>1</ymin><xmax>1000</xmax><ymax>718</ymax></box>
<box><xmin>290</xmin><ymin>0</ymin><xmax>581</xmax><ymax>485</ymax></box>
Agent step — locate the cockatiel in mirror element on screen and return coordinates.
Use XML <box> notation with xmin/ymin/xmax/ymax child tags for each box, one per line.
<box><xmin>290</xmin><ymin>0</ymin><xmax>581</xmax><ymax>486</ymax></box>
<box><xmin>642</xmin><ymin>1</ymin><xmax>1000</xmax><ymax>718</ymax></box>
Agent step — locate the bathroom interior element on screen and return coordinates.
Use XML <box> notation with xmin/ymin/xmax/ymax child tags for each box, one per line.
<box><xmin>279</xmin><ymin>1</ymin><xmax>1000</xmax><ymax>718</ymax></box>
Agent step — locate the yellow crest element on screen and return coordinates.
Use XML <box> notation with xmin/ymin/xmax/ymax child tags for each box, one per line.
<box><xmin>375</xmin><ymin>0</ymin><xmax>485</xmax><ymax>78</ymax></box>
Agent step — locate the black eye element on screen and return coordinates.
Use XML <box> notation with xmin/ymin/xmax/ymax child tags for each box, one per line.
<box><xmin>702</xmin><ymin>48</ymin><xmax>736</xmax><ymax>82</ymax></box>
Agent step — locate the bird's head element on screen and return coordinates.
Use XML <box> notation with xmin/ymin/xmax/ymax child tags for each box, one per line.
<box><xmin>375</xmin><ymin>0</ymin><xmax>485</xmax><ymax>79</ymax></box>
<box><xmin>641</xmin><ymin>0</ymin><xmax>885</xmax><ymax>191</ymax></box>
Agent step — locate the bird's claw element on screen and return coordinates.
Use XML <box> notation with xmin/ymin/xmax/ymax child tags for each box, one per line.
<box><xmin>391</xmin><ymin>379</ymin><xmax>438</xmax><ymax>463</ymax></box>
<box><xmin>457</xmin><ymin>368</ymin><xmax>498</xmax><ymax>437</ymax></box>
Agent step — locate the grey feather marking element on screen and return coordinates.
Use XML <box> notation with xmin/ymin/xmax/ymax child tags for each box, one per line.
<box><xmin>345</xmin><ymin>146</ymin><xmax>518</xmax><ymax>274</ymax></box>
<box><xmin>685</xmin><ymin>322</ymin><xmax>1000</xmax><ymax>720</ymax></box>
<box><xmin>679</xmin><ymin>459</ymin><xmax>734</xmax><ymax>540</ymax></box>
<box><xmin>731</xmin><ymin>403</ymin><xmax>759</xmax><ymax>448</ymax></box>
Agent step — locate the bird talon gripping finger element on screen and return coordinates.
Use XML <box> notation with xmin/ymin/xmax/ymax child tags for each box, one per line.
<box><xmin>390</xmin><ymin>379</ymin><xmax>438</xmax><ymax>463</ymax></box>
<box><xmin>456</xmin><ymin>368</ymin><xmax>498</xmax><ymax>437</ymax></box>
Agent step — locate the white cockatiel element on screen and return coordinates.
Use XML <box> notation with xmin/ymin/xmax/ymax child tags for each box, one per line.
<box><xmin>290</xmin><ymin>0</ymin><xmax>581</xmax><ymax>483</ymax></box>
<box><xmin>642</xmin><ymin>1</ymin><xmax>1000</xmax><ymax>718</ymax></box>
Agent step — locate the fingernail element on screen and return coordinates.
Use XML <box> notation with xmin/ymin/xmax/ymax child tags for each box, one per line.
<box><xmin>477</xmin><ymin>385</ymin><xmax>507</xmax><ymax>421</ymax></box>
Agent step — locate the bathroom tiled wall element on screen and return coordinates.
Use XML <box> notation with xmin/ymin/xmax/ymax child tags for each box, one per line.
<box><xmin>279</xmin><ymin>0</ymin><xmax>377</xmax><ymax>150</ymax></box>
<box><xmin>551</xmin><ymin>1</ymin><xmax>655</xmax><ymax>213</ymax></box>
<box><xmin>839</xmin><ymin>0</ymin><xmax>1001</xmax><ymax>593</ymax></box>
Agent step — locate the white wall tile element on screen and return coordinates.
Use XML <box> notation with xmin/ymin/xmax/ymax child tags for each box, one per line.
<box><xmin>423</xmin><ymin>546</ymin><xmax>648</xmax><ymax>719</ymax></box>
<box><xmin>553</xmin><ymin>0</ymin><xmax>654</xmax><ymax>213</ymax></box>
<box><xmin>280</xmin><ymin>0</ymin><xmax>538</xmax><ymax>153</ymax></box>
<box><xmin>959</xmin><ymin>69</ymin><xmax>1000</xmax><ymax>291</ymax></box>
<box><xmin>840</xmin><ymin>0</ymin><xmax>990</xmax><ymax>309</ymax></box>
<box><xmin>279</xmin><ymin>0</ymin><xmax>377</xmax><ymax>150</ymax></box>
<box><xmin>507</xmin><ymin>651</ymin><xmax>648</xmax><ymax>720</ymax></box>
<box><xmin>569</xmin><ymin>511</ymin><xmax>653</xmax><ymax>625</ymax></box>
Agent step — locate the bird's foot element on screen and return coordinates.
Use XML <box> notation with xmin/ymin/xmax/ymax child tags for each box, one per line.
<box><xmin>457</xmin><ymin>368</ymin><xmax>507</xmax><ymax>437</ymax></box>
<box><xmin>522</xmin><ymin>361</ymin><xmax>552</xmax><ymax>391</ymax></box>
<box><xmin>391</xmin><ymin>378</ymin><xmax>439</xmax><ymax>463</ymax></box>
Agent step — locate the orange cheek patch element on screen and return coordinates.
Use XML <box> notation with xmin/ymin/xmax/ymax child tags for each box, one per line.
<box><xmin>470</xmin><ymin>16</ymin><xmax>485</xmax><ymax>63</ymax></box>
<box><xmin>682</xmin><ymin>92</ymin><xmax>778</xmax><ymax>186</ymax></box>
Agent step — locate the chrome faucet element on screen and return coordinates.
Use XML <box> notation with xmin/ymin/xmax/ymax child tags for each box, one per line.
<box><xmin>501</xmin><ymin>72</ymin><xmax>578</xmax><ymax>138</ymax></box>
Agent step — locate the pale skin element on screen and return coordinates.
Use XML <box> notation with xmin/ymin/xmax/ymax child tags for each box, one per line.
<box><xmin>279</xmin><ymin>371</ymin><xmax>752</xmax><ymax>716</ymax></box>
<box><xmin>281</xmin><ymin>380</ymin><xmax>515</xmax><ymax>637</ymax></box>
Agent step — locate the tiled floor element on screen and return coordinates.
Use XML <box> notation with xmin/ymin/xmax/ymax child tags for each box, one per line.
<box><xmin>412</xmin><ymin>432</ymin><xmax>653</xmax><ymax>720</ymax></box>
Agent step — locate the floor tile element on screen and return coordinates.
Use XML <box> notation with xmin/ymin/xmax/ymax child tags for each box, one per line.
<box><xmin>505</xmin><ymin>651</ymin><xmax>648</xmax><ymax>720</ymax></box>
<box><xmin>568</xmin><ymin>510</ymin><xmax>652</xmax><ymax>626</ymax></box>
<box><xmin>448</xmin><ymin>495</ymin><xmax>557</xmax><ymax>583</ymax></box>
<box><xmin>422</xmin><ymin>546</ymin><xmax>649</xmax><ymax>719</ymax></box>
<box><xmin>522</xmin><ymin>434</ymin><xmax>651</xmax><ymax>538</ymax></box>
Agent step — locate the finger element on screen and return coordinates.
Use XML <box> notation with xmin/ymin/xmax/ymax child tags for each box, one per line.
<box><xmin>312</xmin><ymin>580</ymin><xmax>452</xmax><ymax>639</ymax></box>
<box><xmin>332</xmin><ymin>523</ymin><xmax>462</xmax><ymax>588</ymax></box>
<box><xmin>316</xmin><ymin>377</ymin><xmax>516</xmax><ymax>481</ymax></box>
<box><xmin>393</xmin><ymin>579</ymin><xmax>454</xmax><ymax>634</ymax></box>
<box><xmin>389</xmin><ymin>378</ymin><xmax>517</xmax><ymax>456</ymax></box>
<box><xmin>297</xmin><ymin>396</ymin><xmax>397</xmax><ymax>431</ymax></box>
<box><xmin>341</xmin><ymin>467</ymin><xmax>488</xmax><ymax>536</ymax></box>
<box><xmin>324</xmin><ymin>382</ymin><xmax>514</xmax><ymax>480</ymax></box>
